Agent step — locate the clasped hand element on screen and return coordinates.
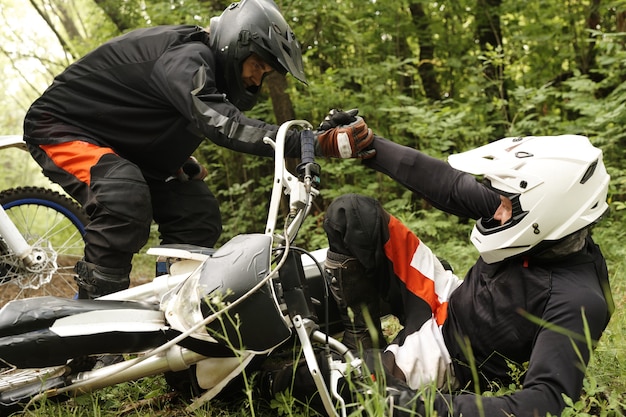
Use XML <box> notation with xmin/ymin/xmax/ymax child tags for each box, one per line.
<box><xmin>314</xmin><ymin>109</ymin><xmax>376</xmax><ymax>159</ymax></box>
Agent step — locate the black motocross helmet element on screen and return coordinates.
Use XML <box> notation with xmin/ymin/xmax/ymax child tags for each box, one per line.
<box><xmin>208</xmin><ymin>0</ymin><xmax>307</xmax><ymax>111</ymax></box>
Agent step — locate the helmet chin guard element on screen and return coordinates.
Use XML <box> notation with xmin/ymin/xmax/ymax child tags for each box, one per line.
<box><xmin>208</xmin><ymin>0</ymin><xmax>307</xmax><ymax>111</ymax></box>
<box><xmin>448</xmin><ymin>135</ymin><xmax>610</xmax><ymax>264</ymax></box>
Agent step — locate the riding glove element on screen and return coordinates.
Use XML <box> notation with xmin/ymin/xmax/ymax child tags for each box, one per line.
<box><xmin>174</xmin><ymin>156</ymin><xmax>208</xmax><ymax>181</ymax></box>
<box><xmin>315</xmin><ymin>109</ymin><xmax>376</xmax><ymax>159</ymax></box>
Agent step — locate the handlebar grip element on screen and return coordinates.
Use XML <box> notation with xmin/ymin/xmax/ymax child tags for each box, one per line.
<box><xmin>300</xmin><ymin>130</ymin><xmax>316</xmax><ymax>164</ymax></box>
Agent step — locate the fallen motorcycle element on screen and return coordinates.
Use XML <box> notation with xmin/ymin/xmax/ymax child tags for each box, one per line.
<box><xmin>0</xmin><ymin>121</ymin><xmax>364</xmax><ymax>416</ymax></box>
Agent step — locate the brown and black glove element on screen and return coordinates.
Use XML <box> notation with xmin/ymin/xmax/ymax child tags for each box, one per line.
<box><xmin>315</xmin><ymin>109</ymin><xmax>376</xmax><ymax>159</ymax></box>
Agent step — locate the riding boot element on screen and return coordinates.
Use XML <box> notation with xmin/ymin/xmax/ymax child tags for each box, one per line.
<box><xmin>74</xmin><ymin>259</ymin><xmax>131</xmax><ymax>299</ymax></box>
<box><xmin>324</xmin><ymin>250</ymin><xmax>384</xmax><ymax>351</ymax></box>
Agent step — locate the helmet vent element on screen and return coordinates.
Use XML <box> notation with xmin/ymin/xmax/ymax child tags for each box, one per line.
<box><xmin>580</xmin><ymin>160</ymin><xmax>598</xmax><ymax>184</ymax></box>
<box><xmin>239</xmin><ymin>30</ymin><xmax>251</xmax><ymax>45</ymax></box>
<box><xmin>515</xmin><ymin>151</ymin><xmax>533</xmax><ymax>158</ymax></box>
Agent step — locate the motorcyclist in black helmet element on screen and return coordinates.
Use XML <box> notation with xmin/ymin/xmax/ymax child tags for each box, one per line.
<box><xmin>23</xmin><ymin>0</ymin><xmax>374</xmax><ymax>299</ymax></box>
<box><xmin>208</xmin><ymin>0</ymin><xmax>307</xmax><ymax>111</ymax></box>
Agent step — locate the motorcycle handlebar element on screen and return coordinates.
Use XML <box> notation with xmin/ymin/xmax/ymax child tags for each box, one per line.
<box><xmin>299</xmin><ymin>129</ymin><xmax>316</xmax><ymax>165</ymax></box>
<box><xmin>297</xmin><ymin>129</ymin><xmax>321</xmax><ymax>188</ymax></box>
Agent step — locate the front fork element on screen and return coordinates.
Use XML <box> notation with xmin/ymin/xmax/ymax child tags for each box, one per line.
<box><xmin>292</xmin><ymin>315</ymin><xmax>365</xmax><ymax>417</ymax></box>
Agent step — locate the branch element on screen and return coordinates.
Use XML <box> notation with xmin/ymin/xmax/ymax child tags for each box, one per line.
<box><xmin>0</xmin><ymin>47</ymin><xmax>45</xmax><ymax>97</ymax></box>
<box><xmin>28</xmin><ymin>0</ymin><xmax>76</xmax><ymax>61</ymax></box>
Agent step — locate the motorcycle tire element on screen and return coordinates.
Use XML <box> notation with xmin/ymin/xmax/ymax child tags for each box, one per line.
<box><xmin>0</xmin><ymin>186</ymin><xmax>88</xmax><ymax>307</ymax></box>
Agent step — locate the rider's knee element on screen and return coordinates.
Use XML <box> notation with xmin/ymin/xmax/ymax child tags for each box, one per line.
<box><xmin>88</xmin><ymin>155</ymin><xmax>153</xmax><ymax>227</ymax></box>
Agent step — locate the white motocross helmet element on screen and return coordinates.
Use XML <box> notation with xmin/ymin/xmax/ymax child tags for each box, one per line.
<box><xmin>448</xmin><ymin>135</ymin><xmax>610</xmax><ymax>264</ymax></box>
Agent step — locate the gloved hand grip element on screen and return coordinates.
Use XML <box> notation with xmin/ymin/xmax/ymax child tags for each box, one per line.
<box><xmin>175</xmin><ymin>156</ymin><xmax>208</xmax><ymax>181</ymax></box>
<box><xmin>315</xmin><ymin>116</ymin><xmax>375</xmax><ymax>159</ymax></box>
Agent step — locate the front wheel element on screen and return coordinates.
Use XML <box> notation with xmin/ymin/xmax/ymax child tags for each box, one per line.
<box><xmin>0</xmin><ymin>186</ymin><xmax>88</xmax><ymax>306</ymax></box>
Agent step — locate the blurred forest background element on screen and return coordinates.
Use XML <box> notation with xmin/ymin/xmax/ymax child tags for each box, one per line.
<box><xmin>1</xmin><ymin>0</ymin><xmax>625</xmax><ymax>251</ymax></box>
<box><xmin>1</xmin><ymin>0</ymin><xmax>625</xmax><ymax>415</ymax></box>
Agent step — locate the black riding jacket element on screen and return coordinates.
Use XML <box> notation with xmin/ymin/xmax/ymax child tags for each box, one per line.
<box><xmin>23</xmin><ymin>25</ymin><xmax>301</xmax><ymax>180</ymax></box>
<box><xmin>364</xmin><ymin>137</ymin><xmax>613</xmax><ymax>417</ymax></box>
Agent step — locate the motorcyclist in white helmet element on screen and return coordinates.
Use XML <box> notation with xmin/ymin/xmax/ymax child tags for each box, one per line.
<box><xmin>292</xmin><ymin>129</ymin><xmax>613</xmax><ymax>416</ymax></box>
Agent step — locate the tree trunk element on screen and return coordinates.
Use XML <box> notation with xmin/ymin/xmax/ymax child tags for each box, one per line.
<box><xmin>578</xmin><ymin>0</ymin><xmax>601</xmax><ymax>75</ymax></box>
<box><xmin>265</xmin><ymin>72</ymin><xmax>296</xmax><ymax>123</ymax></box>
<box><xmin>409</xmin><ymin>2</ymin><xmax>441</xmax><ymax>101</ymax></box>
<box><xmin>475</xmin><ymin>0</ymin><xmax>509</xmax><ymax>137</ymax></box>
<box><xmin>265</xmin><ymin>71</ymin><xmax>298</xmax><ymax>210</ymax></box>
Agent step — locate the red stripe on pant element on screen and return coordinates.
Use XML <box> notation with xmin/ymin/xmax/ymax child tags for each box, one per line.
<box><xmin>40</xmin><ymin>141</ymin><xmax>117</xmax><ymax>186</ymax></box>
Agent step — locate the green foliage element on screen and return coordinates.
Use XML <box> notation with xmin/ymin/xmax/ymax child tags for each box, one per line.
<box><xmin>559</xmin><ymin>375</ymin><xmax>626</xmax><ymax>417</ymax></box>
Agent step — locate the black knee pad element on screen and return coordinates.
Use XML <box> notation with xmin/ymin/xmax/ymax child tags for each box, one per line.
<box><xmin>83</xmin><ymin>155</ymin><xmax>153</xmax><ymax>258</ymax></box>
<box><xmin>89</xmin><ymin>155</ymin><xmax>153</xmax><ymax>226</ymax></box>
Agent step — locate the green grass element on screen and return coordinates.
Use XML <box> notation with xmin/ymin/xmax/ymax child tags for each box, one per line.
<box><xmin>578</xmin><ymin>218</ymin><xmax>626</xmax><ymax>415</ymax></box>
